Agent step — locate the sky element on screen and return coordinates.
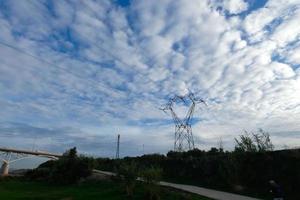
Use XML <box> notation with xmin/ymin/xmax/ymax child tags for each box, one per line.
<box><xmin>0</xmin><ymin>0</ymin><xmax>300</xmax><ymax>166</ymax></box>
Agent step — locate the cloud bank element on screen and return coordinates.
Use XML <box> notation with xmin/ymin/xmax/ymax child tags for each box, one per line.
<box><xmin>0</xmin><ymin>0</ymin><xmax>300</xmax><ymax>160</ymax></box>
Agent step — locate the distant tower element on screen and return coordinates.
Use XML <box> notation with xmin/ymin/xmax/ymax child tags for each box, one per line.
<box><xmin>116</xmin><ymin>134</ymin><xmax>120</xmax><ymax>159</ymax></box>
<box><xmin>161</xmin><ymin>93</ymin><xmax>206</xmax><ymax>152</ymax></box>
<box><xmin>218</xmin><ymin>137</ymin><xmax>224</xmax><ymax>151</ymax></box>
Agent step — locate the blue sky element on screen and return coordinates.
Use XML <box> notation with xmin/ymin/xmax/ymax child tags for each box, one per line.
<box><xmin>0</xmin><ymin>0</ymin><xmax>300</xmax><ymax>164</ymax></box>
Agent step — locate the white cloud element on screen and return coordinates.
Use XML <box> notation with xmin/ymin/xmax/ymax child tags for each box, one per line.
<box><xmin>0</xmin><ymin>0</ymin><xmax>300</xmax><ymax>158</ymax></box>
<box><xmin>286</xmin><ymin>47</ymin><xmax>300</xmax><ymax>64</ymax></box>
<box><xmin>222</xmin><ymin>0</ymin><xmax>248</xmax><ymax>14</ymax></box>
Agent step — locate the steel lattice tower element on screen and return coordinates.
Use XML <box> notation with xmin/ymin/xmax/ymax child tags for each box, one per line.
<box><xmin>161</xmin><ymin>93</ymin><xmax>206</xmax><ymax>152</ymax></box>
<box><xmin>115</xmin><ymin>134</ymin><xmax>120</xmax><ymax>159</ymax></box>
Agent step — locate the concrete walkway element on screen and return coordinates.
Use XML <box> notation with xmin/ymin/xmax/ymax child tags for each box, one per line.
<box><xmin>92</xmin><ymin>169</ymin><xmax>262</xmax><ymax>200</ymax></box>
<box><xmin>159</xmin><ymin>181</ymin><xmax>262</xmax><ymax>200</ymax></box>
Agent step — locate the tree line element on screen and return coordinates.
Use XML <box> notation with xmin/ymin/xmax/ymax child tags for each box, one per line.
<box><xmin>26</xmin><ymin>129</ymin><xmax>299</xmax><ymax>199</ymax></box>
<box><xmin>95</xmin><ymin>130</ymin><xmax>300</xmax><ymax>200</ymax></box>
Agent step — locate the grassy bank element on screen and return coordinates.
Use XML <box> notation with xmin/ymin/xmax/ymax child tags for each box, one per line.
<box><xmin>0</xmin><ymin>178</ymin><xmax>212</xmax><ymax>200</ymax></box>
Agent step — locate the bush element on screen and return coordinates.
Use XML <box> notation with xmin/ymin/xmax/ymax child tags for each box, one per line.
<box><xmin>235</xmin><ymin>129</ymin><xmax>274</xmax><ymax>152</ymax></box>
<box><xmin>93</xmin><ymin>134</ymin><xmax>299</xmax><ymax>199</ymax></box>
<box><xmin>26</xmin><ymin>147</ymin><xmax>92</xmax><ymax>184</ymax></box>
<box><xmin>140</xmin><ymin>167</ymin><xmax>162</xmax><ymax>200</ymax></box>
<box><xmin>140</xmin><ymin>166</ymin><xmax>162</xmax><ymax>185</ymax></box>
<box><xmin>117</xmin><ymin>162</ymin><xmax>139</xmax><ymax>197</ymax></box>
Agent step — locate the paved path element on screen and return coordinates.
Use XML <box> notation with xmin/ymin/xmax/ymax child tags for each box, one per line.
<box><xmin>159</xmin><ymin>181</ymin><xmax>261</xmax><ymax>200</ymax></box>
<box><xmin>92</xmin><ymin>169</ymin><xmax>262</xmax><ymax>200</ymax></box>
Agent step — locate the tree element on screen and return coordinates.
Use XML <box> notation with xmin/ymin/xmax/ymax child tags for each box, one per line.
<box><xmin>140</xmin><ymin>167</ymin><xmax>162</xmax><ymax>185</ymax></box>
<box><xmin>140</xmin><ymin>166</ymin><xmax>162</xmax><ymax>200</ymax></box>
<box><xmin>234</xmin><ymin>132</ymin><xmax>257</xmax><ymax>152</ymax></box>
<box><xmin>51</xmin><ymin>147</ymin><xmax>92</xmax><ymax>184</ymax></box>
<box><xmin>63</xmin><ymin>147</ymin><xmax>77</xmax><ymax>158</ymax></box>
<box><xmin>26</xmin><ymin>147</ymin><xmax>92</xmax><ymax>184</ymax></box>
<box><xmin>117</xmin><ymin>162</ymin><xmax>138</xmax><ymax>198</ymax></box>
<box><xmin>253</xmin><ymin>129</ymin><xmax>274</xmax><ymax>152</ymax></box>
<box><xmin>234</xmin><ymin>129</ymin><xmax>274</xmax><ymax>152</ymax></box>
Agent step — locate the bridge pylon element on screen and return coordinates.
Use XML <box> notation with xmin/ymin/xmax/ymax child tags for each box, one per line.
<box><xmin>1</xmin><ymin>161</ymin><xmax>9</xmax><ymax>176</ymax></box>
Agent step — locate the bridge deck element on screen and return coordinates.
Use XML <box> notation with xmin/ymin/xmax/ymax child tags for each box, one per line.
<box><xmin>0</xmin><ymin>147</ymin><xmax>62</xmax><ymax>158</ymax></box>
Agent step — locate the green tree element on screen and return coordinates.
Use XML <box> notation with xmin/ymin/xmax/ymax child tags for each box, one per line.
<box><xmin>234</xmin><ymin>129</ymin><xmax>274</xmax><ymax>152</ymax></box>
<box><xmin>253</xmin><ymin>129</ymin><xmax>274</xmax><ymax>151</ymax></box>
<box><xmin>117</xmin><ymin>162</ymin><xmax>138</xmax><ymax>198</ymax></box>
<box><xmin>140</xmin><ymin>166</ymin><xmax>162</xmax><ymax>200</ymax></box>
<box><xmin>27</xmin><ymin>147</ymin><xmax>92</xmax><ymax>184</ymax></box>
<box><xmin>234</xmin><ymin>131</ymin><xmax>257</xmax><ymax>152</ymax></box>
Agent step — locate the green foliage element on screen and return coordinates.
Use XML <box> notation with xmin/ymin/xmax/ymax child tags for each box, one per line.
<box><xmin>253</xmin><ymin>129</ymin><xmax>274</xmax><ymax>152</ymax></box>
<box><xmin>26</xmin><ymin>147</ymin><xmax>92</xmax><ymax>184</ymax></box>
<box><xmin>140</xmin><ymin>166</ymin><xmax>162</xmax><ymax>185</ymax></box>
<box><xmin>140</xmin><ymin>167</ymin><xmax>162</xmax><ymax>200</ymax></box>
<box><xmin>94</xmin><ymin>146</ymin><xmax>300</xmax><ymax>199</ymax></box>
<box><xmin>117</xmin><ymin>162</ymin><xmax>139</xmax><ymax>197</ymax></box>
<box><xmin>234</xmin><ymin>129</ymin><xmax>274</xmax><ymax>152</ymax></box>
<box><xmin>234</xmin><ymin>132</ymin><xmax>257</xmax><ymax>152</ymax></box>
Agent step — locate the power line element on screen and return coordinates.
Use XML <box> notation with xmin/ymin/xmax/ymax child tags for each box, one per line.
<box><xmin>94</xmin><ymin>38</ymin><xmax>140</xmax><ymax>70</ymax></box>
<box><xmin>0</xmin><ymin>40</ymin><xmax>124</xmax><ymax>98</ymax></box>
<box><xmin>0</xmin><ymin>37</ymin><xmax>177</xmax><ymax>104</ymax></box>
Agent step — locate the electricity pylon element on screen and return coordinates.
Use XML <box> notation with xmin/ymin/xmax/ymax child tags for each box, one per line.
<box><xmin>115</xmin><ymin>134</ymin><xmax>120</xmax><ymax>159</ymax></box>
<box><xmin>161</xmin><ymin>93</ymin><xmax>206</xmax><ymax>152</ymax></box>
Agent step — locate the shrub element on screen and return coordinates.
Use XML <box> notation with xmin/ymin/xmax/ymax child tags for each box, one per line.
<box><xmin>140</xmin><ymin>167</ymin><xmax>162</xmax><ymax>200</ymax></box>
<box><xmin>117</xmin><ymin>162</ymin><xmax>138</xmax><ymax>197</ymax></box>
<box><xmin>140</xmin><ymin>166</ymin><xmax>162</xmax><ymax>185</ymax></box>
<box><xmin>26</xmin><ymin>147</ymin><xmax>92</xmax><ymax>184</ymax></box>
<box><xmin>235</xmin><ymin>129</ymin><xmax>274</xmax><ymax>152</ymax></box>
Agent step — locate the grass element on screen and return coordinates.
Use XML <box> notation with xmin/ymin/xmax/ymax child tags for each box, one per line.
<box><xmin>0</xmin><ymin>178</ymin><xmax>212</xmax><ymax>200</ymax></box>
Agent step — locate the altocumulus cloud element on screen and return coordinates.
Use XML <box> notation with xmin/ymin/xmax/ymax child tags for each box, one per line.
<box><xmin>0</xmin><ymin>0</ymin><xmax>300</xmax><ymax>160</ymax></box>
